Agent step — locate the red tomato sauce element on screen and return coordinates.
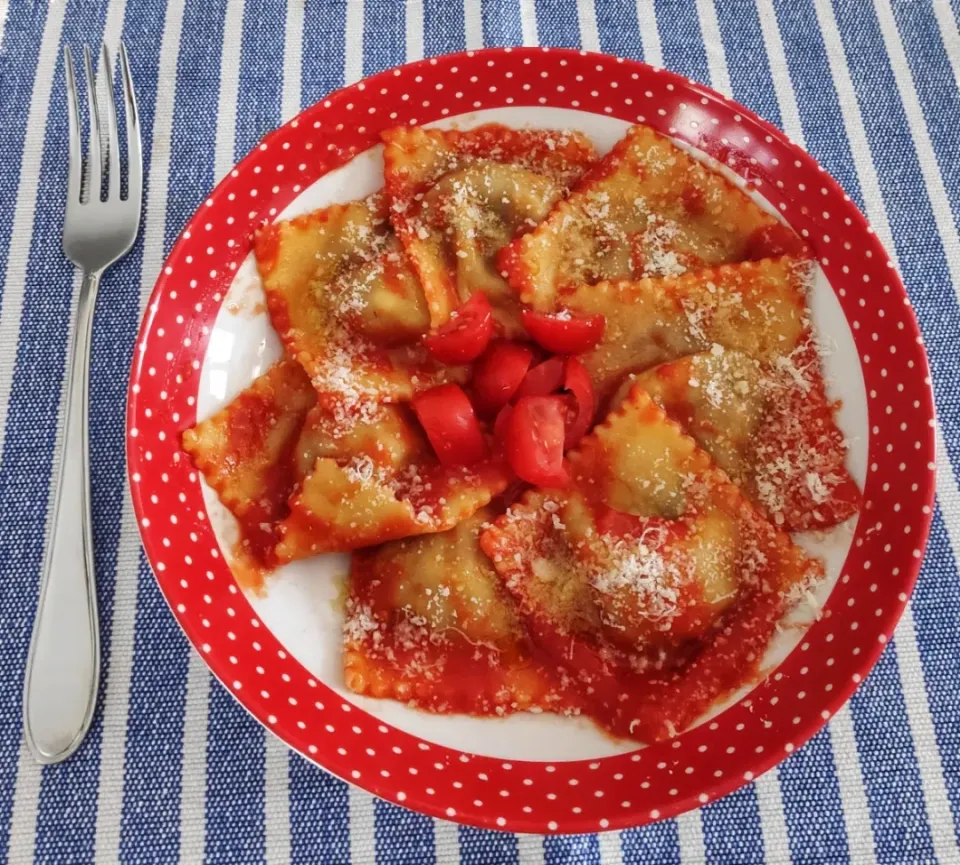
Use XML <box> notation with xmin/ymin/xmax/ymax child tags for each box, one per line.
<box><xmin>214</xmin><ymin>395</ymin><xmax>305</xmax><ymax>579</ymax></box>
<box><xmin>185</xmin><ymin>119</ymin><xmax>849</xmax><ymax>746</ymax></box>
<box><xmin>346</xmin><ymin>548</ymin><xmax>582</xmax><ymax>717</ymax></box>
<box><xmin>589</xmin><ymin>587</ymin><xmax>787</xmax><ymax>742</ymax></box>
<box><xmin>513</xmin><ymin>522</ymin><xmax>794</xmax><ymax>744</ymax></box>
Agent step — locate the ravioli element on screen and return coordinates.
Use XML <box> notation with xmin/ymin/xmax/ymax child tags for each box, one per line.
<box><xmin>253</xmin><ymin>194</ymin><xmax>456</xmax><ymax>432</ymax></box>
<box><xmin>500</xmin><ymin>124</ymin><xmax>804</xmax><ymax>311</ymax></box>
<box><xmin>566</xmin><ymin>255</ymin><xmax>813</xmax><ymax>402</ymax></box>
<box><xmin>275</xmin><ymin>404</ymin><xmax>510</xmax><ymax>562</ymax></box>
<box><xmin>481</xmin><ymin>385</ymin><xmax>821</xmax><ymax>742</ymax></box>
<box><xmin>182</xmin><ymin>119</ymin><xmax>856</xmax><ymax>735</ymax></box>
<box><xmin>181</xmin><ymin>360</ymin><xmax>316</xmax><ymax>566</ymax></box>
<box><xmin>382</xmin><ymin>124</ymin><xmax>596</xmax><ymax>333</ymax></box>
<box><xmin>625</xmin><ymin>348</ymin><xmax>860</xmax><ymax>531</ymax></box>
<box><xmin>344</xmin><ymin>509</ymin><xmax>579</xmax><ymax>715</ymax></box>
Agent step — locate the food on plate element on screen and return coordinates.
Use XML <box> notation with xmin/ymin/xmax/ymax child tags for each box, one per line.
<box><xmin>500</xmin><ymin>124</ymin><xmax>804</xmax><ymax>311</ymax></box>
<box><xmin>624</xmin><ymin>347</ymin><xmax>860</xmax><ymax>532</ymax></box>
<box><xmin>275</xmin><ymin>400</ymin><xmax>509</xmax><ymax>562</ymax></box>
<box><xmin>183</xmin><ymin>119</ymin><xmax>859</xmax><ymax>742</ymax></box>
<box><xmin>470</xmin><ymin>340</ymin><xmax>535</xmax><ymax>416</ymax></box>
<box><xmin>480</xmin><ymin>386</ymin><xmax>822</xmax><ymax>741</ymax></box>
<box><xmin>181</xmin><ymin>360</ymin><xmax>316</xmax><ymax>567</ymax></box>
<box><xmin>383</xmin><ymin>124</ymin><xmax>596</xmax><ymax>334</ymax></box>
<box><xmin>423</xmin><ymin>292</ymin><xmax>495</xmax><ymax>364</ymax></box>
<box><xmin>253</xmin><ymin>194</ymin><xmax>459</xmax><ymax>431</ymax></box>
<box><xmin>411</xmin><ymin>383</ymin><xmax>490</xmax><ymax>467</ymax></box>
<box><xmin>344</xmin><ymin>509</ymin><xmax>580</xmax><ymax>715</ymax></box>
<box><xmin>520</xmin><ymin>309</ymin><xmax>606</xmax><ymax>355</ymax></box>
<box><xmin>565</xmin><ymin>256</ymin><xmax>813</xmax><ymax>400</ymax></box>
<box><xmin>502</xmin><ymin>395</ymin><xmax>571</xmax><ymax>487</ymax></box>
<box><xmin>568</xmin><ymin>256</ymin><xmax>859</xmax><ymax>530</ymax></box>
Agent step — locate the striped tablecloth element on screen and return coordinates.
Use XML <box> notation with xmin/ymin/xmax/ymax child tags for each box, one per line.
<box><xmin>1</xmin><ymin>0</ymin><xmax>959</xmax><ymax>862</ymax></box>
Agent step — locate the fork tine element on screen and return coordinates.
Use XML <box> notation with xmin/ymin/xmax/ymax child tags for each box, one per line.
<box><xmin>63</xmin><ymin>46</ymin><xmax>81</xmax><ymax>204</ymax></box>
<box><xmin>82</xmin><ymin>46</ymin><xmax>101</xmax><ymax>203</ymax></box>
<box><xmin>101</xmin><ymin>44</ymin><xmax>120</xmax><ymax>200</ymax></box>
<box><xmin>119</xmin><ymin>43</ymin><xmax>141</xmax><ymax>204</ymax></box>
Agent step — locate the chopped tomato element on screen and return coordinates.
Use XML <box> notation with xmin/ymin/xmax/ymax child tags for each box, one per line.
<box><xmin>493</xmin><ymin>403</ymin><xmax>513</xmax><ymax>442</ymax></box>
<box><xmin>562</xmin><ymin>358</ymin><xmax>596</xmax><ymax>447</ymax></box>
<box><xmin>425</xmin><ymin>293</ymin><xmax>494</xmax><ymax>364</ymax></box>
<box><xmin>596</xmin><ymin>507</ymin><xmax>646</xmax><ymax>537</ymax></box>
<box><xmin>412</xmin><ymin>384</ymin><xmax>489</xmax><ymax>466</ymax></box>
<box><xmin>471</xmin><ymin>341</ymin><xmax>534</xmax><ymax>415</ymax></box>
<box><xmin>521</xmin><ymin>309</ymin><xmax>605</xmax><ymax>355</ymax></box>
<box><xmin>596</xmin><ymin>507</ymin><xmax>660</xmax><ymax>538</ymax></box>
<box><xmin>515</xmin><ymin>356</ymin><xmax>565</xmax><ymax>399</ymax></box>
<box><xmin>504</xmin><ymin>396</ymin><xmax>570</xmax><ymax>488</ymax></box>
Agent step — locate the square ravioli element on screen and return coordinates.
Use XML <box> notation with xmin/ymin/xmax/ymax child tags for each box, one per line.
<box><xmin>181</xmin><ymin>360</ymin><xmax>316</xmax><ymax>568</ymax></box>
<box><xmin>624</xmin><ymin>347</ymin><xmax>860</xmax><ymax>532</ymax></box>
<box><xmin>344</xmin><ymin>509</ymin><xmax>580</xmax><ymax>716</ymax></box>
<box><xmin>382</xmin><ymin>124</ymin><xmax>597</xmax><ymax>334</ymax></box>
<box><xmin>500</xmin><ymin>124</ymin><xmax>805</xmax><ymax>311</ymax></box>
<box><xmin>566</xmin><ymin>255</ymin><xmax>859</xmax><ymax>530</ymax></box>
<box><xmin>568</xmin><ymin>255</ymin><xmax>813</xmax><ymax>400</ymax></box>
<box><xmin>253</xmin><ymin>194</ymin><xmax>458</xmax><ymax>432</ymax></box>
<box><xmin>481</xmin><ymin>385</ymin><xmax>822</xmax><ymax>742</ymax></box>
<box><xmin>275</xmin><ymin>404</ymin><xmax>511</xmax><ymax>562</ymax></box>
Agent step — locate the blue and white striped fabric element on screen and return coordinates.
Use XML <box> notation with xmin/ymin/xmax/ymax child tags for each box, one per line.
<box><xmin>1</xmin><ymin>0</ymin><xmax>959</xmax><ymax>861</ymax></box>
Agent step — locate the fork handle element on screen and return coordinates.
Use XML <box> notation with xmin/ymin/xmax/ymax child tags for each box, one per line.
<box><xmin>23</xmin><ymin>269</ymin><xmax>101</xmax><ymax>763</ymax></box>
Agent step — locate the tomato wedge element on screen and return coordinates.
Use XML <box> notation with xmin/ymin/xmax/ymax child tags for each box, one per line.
<box><xmin>562</xmin><ymin>357</ymin><xmax>596</xmax><ymax>447</ymax></box>
<box><xmin>412</xmin><ymin>384</ymin><xmax>489</xmax><ymax>466</ymax></box>
<box><xmin>521</xmin><ymin>309</ymin><xmax>605</xmax><ymax>355</ymax></box>
<box><xmin>425</xmin><ymin>293</ymin><xmax>494</xmax><ymax>364</ymax></box>
<box><xmin>504</xmin><ymin>396</ymin><xmax>570</xmax><ymax>487</ymax></box>
<box><xmin>596</xmin><ymin>506</ymin><xmax>649</xmax><ymax>538</ymax></box>
<box><xmin>515</xmin><ymin>356</ymin><xmax>565</xmax><ymax>399</ymax></box>
<box><xmin>493</xmin><ymin>403</ymin><xmax>514</xmax><ymax>443</ymax></box>
<box><xmin>471</xmin><ymin>341</ymin><xmax>534</xmax><ymax>415</ymax></box>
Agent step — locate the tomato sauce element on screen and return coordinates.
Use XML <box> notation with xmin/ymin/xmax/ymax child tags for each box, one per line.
<box><xmin>588</xmin><ymin>587</ymin><xmax>787</xmax><ymax>742</ymax></box>
<box><xmin>251</xmin><ymin>223</ymin><xmax>281</xmax><ymax>278</ymax></box>
<box><xmin>345</xmin><ymin>639</ymin><xmax>581</xmax><ymax>717</ymax></box>
<box><xmin>184</xmin><ymin>118</ymin><xmax>852</xmax><ymax>746</ymax></box>
<box><xmin>345</xmin><ymin>533</ymin><xmax>582</xmax><ymax>717</ymax></box>
<box><xmin>505</xmin><ymin>503</ymin><xmax>805</xmax><ymax>743</ymax></box>
<box><xmin>744</xmin><ymin>222</ymin><xmax>808</xmax><ymax>260</ymax></box>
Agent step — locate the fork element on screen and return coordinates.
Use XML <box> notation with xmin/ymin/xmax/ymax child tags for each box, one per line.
<box><xmin>22</xmin><ymin>44</ymin><xmax>142</xmax><ymax>764</ymax></box>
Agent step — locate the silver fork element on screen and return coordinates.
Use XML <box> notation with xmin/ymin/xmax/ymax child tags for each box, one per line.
<box><xmin>23</xmin><ymin>44</ymin><xmax>142</xmax><ymax>764</ymax></box>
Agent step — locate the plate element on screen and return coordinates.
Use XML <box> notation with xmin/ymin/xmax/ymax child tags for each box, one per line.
<box><xmin>127</xmin><ymin>47</ymin><xmax>936</xmax><ymax>834</ymax></box>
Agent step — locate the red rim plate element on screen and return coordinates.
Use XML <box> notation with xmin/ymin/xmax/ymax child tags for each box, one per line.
<box><xmin>126</xmin><ymin>47</ymin><xmax>936</xmax><ymax>834</ymax></box>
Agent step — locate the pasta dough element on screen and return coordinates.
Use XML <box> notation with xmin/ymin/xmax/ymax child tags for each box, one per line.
<box><xmin>500</xmin><ymin>124</ymin><xmax>804</xmax><ymax>311</ymax></box>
